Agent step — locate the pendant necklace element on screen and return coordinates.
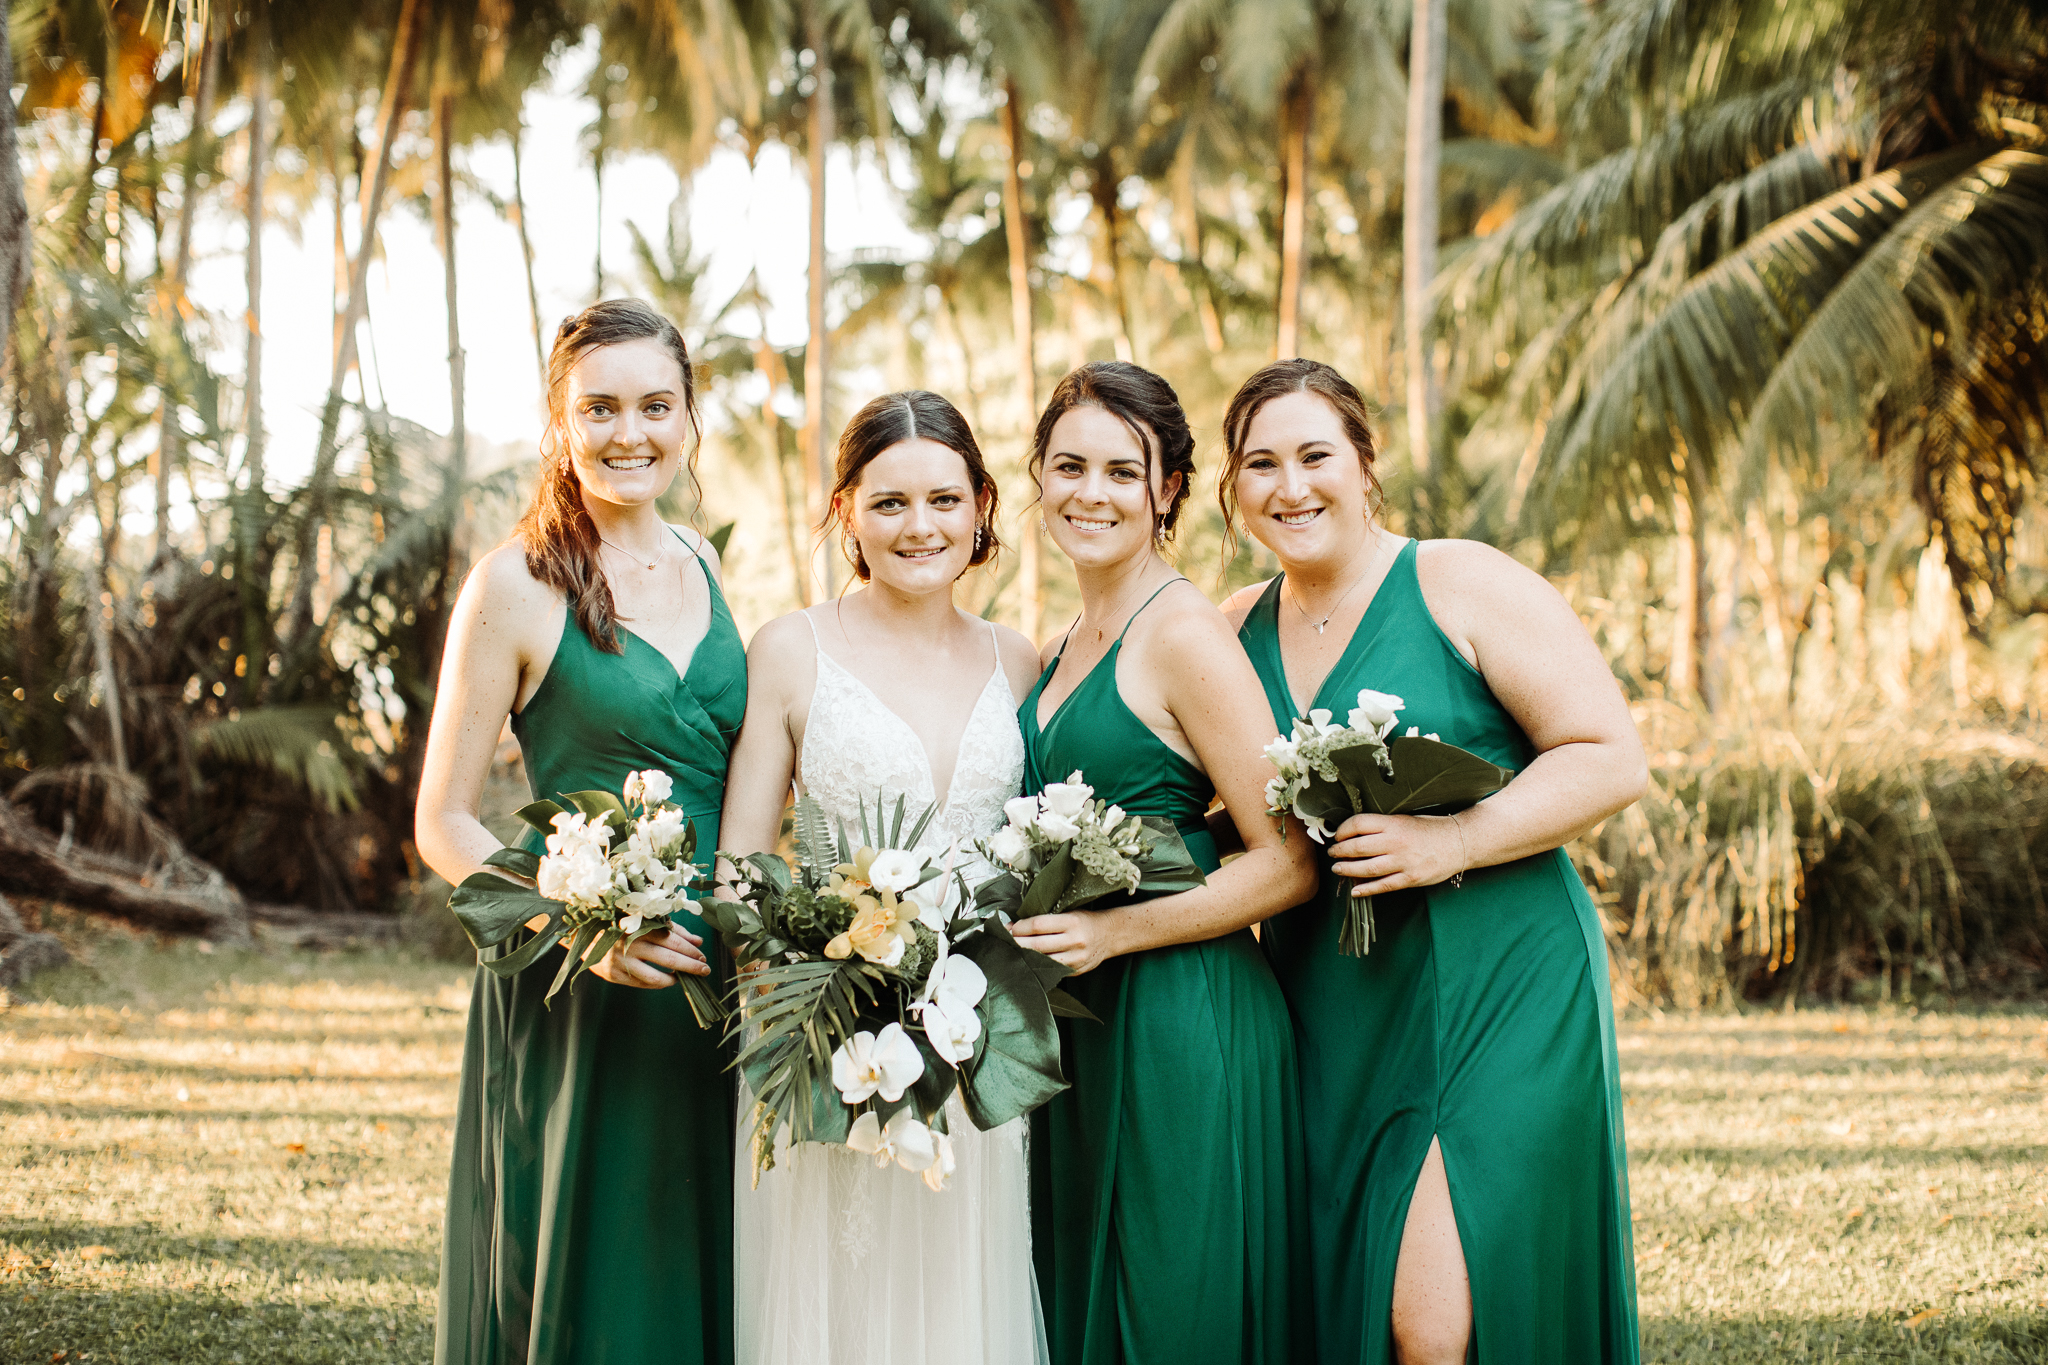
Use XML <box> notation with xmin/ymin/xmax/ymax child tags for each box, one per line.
<box><xmin>599</xmin><ymin>536</ymin><xmax>661</xmax><ymax>570</ymax></box>
<box><xmin>1288</xmin><ymin>536</ymin><xmax>1380</xmax><ymax>636</ymax></box>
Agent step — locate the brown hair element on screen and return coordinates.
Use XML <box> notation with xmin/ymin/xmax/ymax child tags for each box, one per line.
<box><xmin>1218</xmin><ymin>358</ymin><xmax>1382</xmax><ymax>559</ymax></box>
<box><xmin>512</xmin><ymin>299</ymin><xmax>701</xmax><ymax>652</ymax></box>
<box><xmin>826</xmin><ymin>390</ymin><xmax>1002</xmax><ymax>582</ymax></box>
<box><xmin>1028</xmin><ymin>361</ymin><xmax>1197</xmax><ymax>540</ymax></box>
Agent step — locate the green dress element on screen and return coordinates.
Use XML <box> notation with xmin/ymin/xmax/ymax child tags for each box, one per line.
<box><xmin>437</xmin><ymin>535</ymin><xmax>745</xmax><ymax>1365</ymax></box>
<box><xmin>1021</xmin><ymin>582</ymin><xmax>1310</xmax><ymax>1365</ymax></box>
<box><xmin>1238</xmin><ymin>540</ymin><xmax>1639</xmax><ymax>1365</ymax></box>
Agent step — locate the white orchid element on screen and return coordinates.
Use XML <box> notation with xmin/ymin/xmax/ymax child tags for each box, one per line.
<box><xmin>1041</xmin><ymin>773</ymin><xmax>1093</xmax><ymax>820</ymax></box>
<box><xmin>905</xmin><ymin>871</ymin><xmax>952</xmax><ymax>932</ymax></box>
<box><xmin>1349</xmin><ymin>689</ymin><xmax>1405</xmax><ymax>738</ymax></box>
<box><xmin>921</xmin><ymin>1128</ymin><xmax>957</xmax><ymax>1192</ymax></box>
<box><xmin>846</xmin><ymin>1108</ymin><xmax>937</xmax><ymax>1173</ymax></box>
<box><xmin>915</xmin><ymin>954</ymin><xmax>989</xmax><ymax>1066</ymax></box>
<box><xmin>830</xmin><ymin>1023</ymin><xmax>925</xmax><ymax>1104</ymax></box>
<box><xmin>866</xmin><ymin>849</ymin><xmax>925</xmax><ymax>894</ymax></box>
<box><xmin>622</xmin><ymin>769</ymin><xmax>674</xmax><ymax>807</ymax></box>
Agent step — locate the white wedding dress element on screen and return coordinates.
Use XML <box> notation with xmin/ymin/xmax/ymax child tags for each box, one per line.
<box><xmin>733</xmin><ymin>613</ymin><xmax>1047</xmax><ymax>1364</ymax></box>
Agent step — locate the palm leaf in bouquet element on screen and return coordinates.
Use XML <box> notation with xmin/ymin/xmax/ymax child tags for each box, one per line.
<box><xmin>446</xmin><ymin>773</ymin><xmax>726</xmax><ymax>1025</ymax></box>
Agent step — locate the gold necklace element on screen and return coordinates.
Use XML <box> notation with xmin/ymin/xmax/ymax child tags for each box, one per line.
<box><xmin>1287</xmin><ymin>536</ymin><xmax>1380</xmax><ymax>636</ymax></box>
<box><xmin>598</xmin><ymin>536</ymin><xmax>663</xmax><ymax>571</ymax></box>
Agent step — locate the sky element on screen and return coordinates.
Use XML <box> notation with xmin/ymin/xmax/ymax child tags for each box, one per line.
<box><xmin>182</xmin><ymin>37</ymin><xmax>929</xmax><ymax>487</ymax></box>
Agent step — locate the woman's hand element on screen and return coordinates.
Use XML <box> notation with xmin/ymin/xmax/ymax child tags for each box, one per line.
<box><xmin>588</xmin><ymin>924</ymin><xmax>711</xmax><ymax>988</ymax></box>
<box><xmin>1327</xmin><ymin>812</ymin><xmax>1468</xmax><ymax>896</ymax></box>
<box><xmin>1011</xmin><ymin>911</ymin><xmax>1126</xmax><ymax>975</ymax></box>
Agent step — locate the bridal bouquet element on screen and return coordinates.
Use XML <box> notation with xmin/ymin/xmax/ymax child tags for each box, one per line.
<box><xmin>1264</xmin><ymin>689</ymin><xmax>1514</xmax><ymax>956</ymax></box>
<box><xmin>705</xmin><ymin>795</ymin><xmax>1084</xmax><ymax>1190</ymax></box>
<box><xmin>447</xmin><ymin>770</ymin><xmax>724</xmax><ymax>1024</ymax></box>
<box><xmin>972</xmin><ymin>770</ymin><xmax>1208</xmax><ymax>921</ymax></box>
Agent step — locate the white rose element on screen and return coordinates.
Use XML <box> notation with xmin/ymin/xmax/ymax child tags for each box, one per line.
<box><xmin>866</xmin><ymin>849</ymin><xmax>925</xmax><ymax>894</ymax></box>
<box><xmin>1349</xmin><ymin>689</ymin><xmax>1406</xmax><ymax>737</ymax></box>
<box><xmin>1035</xmin><ymin>810</ymin><xmax>1080</xmax><ymax>843</ymax></box>
<box><xmin>830</xmin><ymin>1023</ymin><xmax>925</xmax><ymax>1104</ymax></box>
<box><xmin>624</xmin><ymin>769</ymin><xmax>673</xmax><ymax>807</ymax></box>
<box><xmin>988</xmin><ymin>824</ymin><xmax>1031</xmax><ymax>868</ymax></box>
<box><xmin>1042</xmin><ymin>773</ymin><xmax>1092</xmax><ymax>819</ymax></box>
<box><xmin>1003</xmin><ymin>795</ymin><xmax>1043</xmax><ymax>830</ymax></box>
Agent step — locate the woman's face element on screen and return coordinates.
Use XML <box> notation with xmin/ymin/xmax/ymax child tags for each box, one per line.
<box><xmin>843</xmin><ymin>438</ymin><xmax>985</xmax><ymax>595</ymax></box>
<box><xmin>1039</xmin><ymin>405</ymin><xmax>1180</xmax><ymax>573</ymax></box>
<box><xmin>559</xmin><ymin>337</ymin><xmax>691</xmax><ymax>510</ymax></box>
<box><xmin>1232</xmin><ymin>390</ymin><xmax>1373</xmax><ymax>567</ymax></box>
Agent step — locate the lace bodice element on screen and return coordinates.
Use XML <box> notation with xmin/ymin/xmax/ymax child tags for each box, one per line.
<box><xmin>797</xmin><ymin>614</ymin><xmax>1025</xmax><ymax>856</ymax></box>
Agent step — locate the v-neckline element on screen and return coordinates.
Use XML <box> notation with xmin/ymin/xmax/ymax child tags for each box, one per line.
<box><xmin>1275</xmin><ymin>538</ymin><xmax>1411</xmax><ymax>717</ymax></box>
<box><xmin>619</xmin><ymin>549</ymin><xmax>722</xmax><ymax>689</ymax></box>
<box><xmin>813</xmin><ymin>649</ymin><xmax>1009</xmax><ymax>816</ymax></box>
<box><xmin>1032</xmin><ymin>638</ymin><xmax>1116</xmax><ymax>737</ymax></box>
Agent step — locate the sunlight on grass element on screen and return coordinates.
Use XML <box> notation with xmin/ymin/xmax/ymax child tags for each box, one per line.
<box><xmin>2</xmin><ymin>940</ymin><xmax>2044</xmax><ymax>1363</ymax></box>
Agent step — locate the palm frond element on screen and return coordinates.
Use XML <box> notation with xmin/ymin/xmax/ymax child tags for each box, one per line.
<box><xmin>194</xmin><ymin>706</ymin><xmax>359</xmax><ymax>812</ymax></box>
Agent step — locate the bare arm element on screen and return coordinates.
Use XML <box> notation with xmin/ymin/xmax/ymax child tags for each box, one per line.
<box><xmin>414</xmin><ymin>546</ymin><xmax>556</xmax><ymax>887</ymax></box>
<box><xmin>717</xmin><ymin>614</ymin><xmax>814</xmax><ymax>870</ymax></box>
<box><xmin>1328</xmin><ymin>540</ymin><xmax>1648</xmax><ymax>894</ymax></box>
<box><xmin>1012</xmin><ymin>593</ymin><xmax>1317</xmax><ymax>972</ymax></box>
<box><xmin>413</xmin><ymin>544</ymin><xmax>707</xmax><ymax>986</ymax></box>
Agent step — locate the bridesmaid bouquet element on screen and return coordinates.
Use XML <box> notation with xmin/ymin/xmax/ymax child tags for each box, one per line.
<box><xmin>973</xmin><ymin>770</ymin><xmax>1209</xmax><ymax>919</ymax></box>
<box><xmin>1263</xmin><ymin>690</ymin><xmax>1516</xmax><ymax>956</ymax></box>
<box><xmin>706</xmin><ymin>795</ymin><xmax>1085</xmax><ymax>1190</ymax></box>
<box><xmin>446</xmin><ymin>769</ymin><xmax>725</xmax><ymax>1023</ymax></box>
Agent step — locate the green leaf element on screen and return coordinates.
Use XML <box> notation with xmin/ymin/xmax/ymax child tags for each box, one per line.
<box><xmin>708</xmin><ymin>520</ymin><xmax>736</xmax><ymax>556</ymax></box>
<box><xmin>478</xmin><ymin>924</ymin><xmax>565</xmax><ymax>977</ymax></box>
<box><xmin>482</xmin><ymin>847</ymin><xmax>541</xmax><ymax>881</ymax></box>
<box><xmin>1020</xmin><ymin>844</ymin><xmax>1074</xmax><ymax>919</ymax></box>
<box><xmin>1346</xmin><ymin>736</ymin><xmax>1514</xmax><ymax>816</ymax></box>
<box><xmin>448</xmin><ymin>872</ymin><xmax>559</xmax><ymax>949</ymax></box>
<box><xmin>562</xmin><ymin>790</ymin><xmax>629</xmax><ymax>826</ymax></box>
<box><xmin>1046</xmin><ymin>987</ymin><xmax>1100</xmax><ymax>1023</ymax></box>
<box><xmin>513</xmin><ymin>799</ymin><xmax>566</xmax><ymax>834</ymax></box>
<box><xmin>955</xmin><ymin>930</ymin><xmax>1069</xmax><ymax>1131</ymax></box>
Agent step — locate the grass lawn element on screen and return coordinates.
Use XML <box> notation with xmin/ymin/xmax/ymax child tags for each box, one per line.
<box><xmin>2</xmin><ymin>928</ymin><xmax>2045</xmax><ymax>1364</ymax></box>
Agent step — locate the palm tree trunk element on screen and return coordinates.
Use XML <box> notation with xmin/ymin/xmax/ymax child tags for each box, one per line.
<box><xmin>1092</xmin><ymin>154</ymin><xmax>1134</xmax><ymax>361</ymax></box>
<box><xmin>510</xmin><ymin>121</ymin><xmax>544</xmax><ymax>385</ymax></box>
<box><xmin>243</xmin><ymin>11</ymin><xmax>270</xmax><ymax>492</ymax></box>
<box><xmin>1171</xmin><ymin>130</ymin><xmax>1223</xmax><ymax>356</ymax></box>
<box><xmin>1402</xmin><ymin>0</ymin><xmax>1446</xmax><ymax>533</ymax></box>
<box><xmin>1276</xmin><ymin>72</ymin><xmax>1313</xmax><ymax>360</ymax></box>
<box><xmin>803</xmin><ymin>0</ymin><xmax>834</xmax><ymax>601</ymax></box>
<box><xmin>291</xmin><ymin>0</ymin><xmax>426</xmax><ymax>647</ymax></box>
<box><xmin>1000</xmin><ymin>78</ymin><xmax>1044</xmax><ymax>640</ymax></box>
<box><xmin>1670</xmin><ymin>450</ymin><xmax>1709</xmax><ymax>704</ymax></box>
<box><xmin>437</xmin><ymin>90</ymin><xmax>468</xmax><ymax>578</ymax></box>
<box><xmin>0</xmin><ymin>16</ymin><xmax>31</xmax><ymax>375</ymax></box>
<box><xmin>152</xmin><ymin>20</ymin><xmax>220</xmax><ymax>564</ymax></box>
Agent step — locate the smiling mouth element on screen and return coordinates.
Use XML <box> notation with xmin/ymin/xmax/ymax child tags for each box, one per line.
<box><xmin>603</xmin><ymin>455</ymin><xmax>654</xmax><ymax>471</ymax></box>
<box><xmin>1066</xmin><ymin>516</ymin><xmax>1117</xmax><ymax>532</ymax></box>
<box><xmin>896</xmin><ymin>547</ymin><xmax>945</xmax><ymax>560</ymax></box>
<box><xmin>1275</xmin><ymin>509</ymin><xmax>1323</xmax><ymax>526</ymax></box>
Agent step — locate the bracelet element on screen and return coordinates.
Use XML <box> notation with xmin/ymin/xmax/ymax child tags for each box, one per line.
<box><xmin>1449</xmin><ymin>812</ymin><xmax>1469</xmax><ymax>890</ymax></box>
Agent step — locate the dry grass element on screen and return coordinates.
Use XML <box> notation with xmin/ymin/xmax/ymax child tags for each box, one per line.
<box><xmin>1</xmin><ymin>928</ymin><xmax>2044</xmax><ymax>1363</ymax></box>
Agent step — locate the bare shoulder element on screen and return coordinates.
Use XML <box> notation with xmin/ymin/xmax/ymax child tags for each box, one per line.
<box><xmin>466</xmin><ymin>540</ymin><xmax>555</xmax><ymax>616</ymax></box>
<box><xmin>1415</xmin><ymin>538</ymin><xmax>1561</xmax><ymax>613</ymax></box>
<box><xmin>1134</xmin><ymin>578</ymin><xmax>1240</xmax><ymax>659</ymax></box>
<box><xmin>747</xmin><ymin>607</ymin><xmax>816</xmax><ymax>662</ymax></box>
<box><xmin>1218</xmin><ymin>577</ymin><xmax>1275</xmax><ymax>631</ymax></box>
<box><xmin>990</xmin><ymin>622</ymin><xmax>1046</xmax><ymax>685</ymax></box>
<box><xmin>667</xmin><ymin>522</ymin><xmax>723</xmax><ymax>582</ymax></box>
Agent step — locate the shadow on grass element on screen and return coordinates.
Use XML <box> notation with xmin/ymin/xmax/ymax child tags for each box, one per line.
<box><xmin>1643</xmin><ymin>1310</ymin><xmax>2048</xmax><ymax>1364</ymax></box>
<box><xmin>1</xmin><ymin>1284</ymin><xmax>432</xmax><ymax>1365</ymax></box>
<box><xmin>3</xmin><ymin>1219</ymin><xmax>435</xmax><ymax>1284</ymax></box>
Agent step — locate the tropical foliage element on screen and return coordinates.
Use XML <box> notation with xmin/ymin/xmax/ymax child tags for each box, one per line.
<box><xmin>3</xmin><ymin>0</ymin><xmax>2045</xmax><ymax>1001</ymax></box>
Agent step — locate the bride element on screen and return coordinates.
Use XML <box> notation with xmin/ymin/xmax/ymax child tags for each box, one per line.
<box><xmin>718</xmin><ymin>390</ymin><xmax>1048</xmax><ymax>1363</ymax></box>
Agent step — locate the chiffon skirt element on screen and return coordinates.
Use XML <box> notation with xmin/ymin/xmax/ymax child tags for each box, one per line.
<box><xmin>732</xmin><ymin>1084</ymin><xmax>1048</xmax><ymax>1364</ymax></box>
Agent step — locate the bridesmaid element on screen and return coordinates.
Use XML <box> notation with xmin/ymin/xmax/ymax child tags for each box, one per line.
<box><xmin>416</xmin><ymin>299</ymin><xmax>743</xmax><ymax>1364</ymax></box>
<box><xmin>1010</xmin><ymin>361</ymin><xmax>1316</xmax><ymax>1365</ymax></box>
<box><xmin>1217</xmin><ymin>358</ymin><xmax>1646</xmax><ymax>1365</ymax></box>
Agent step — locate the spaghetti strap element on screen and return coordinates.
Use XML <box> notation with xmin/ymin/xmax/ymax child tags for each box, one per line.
<box><xmin>1116</xmin><ymin>577</ymin><xmax>1189</xmax><ymax>645</ymax></box>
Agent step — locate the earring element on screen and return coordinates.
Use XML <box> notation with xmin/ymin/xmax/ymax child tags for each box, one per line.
<box><xmin>1154</xmin><ymin>521</ymin><xmax>1169</xmax><ymax>548</ymax></box>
